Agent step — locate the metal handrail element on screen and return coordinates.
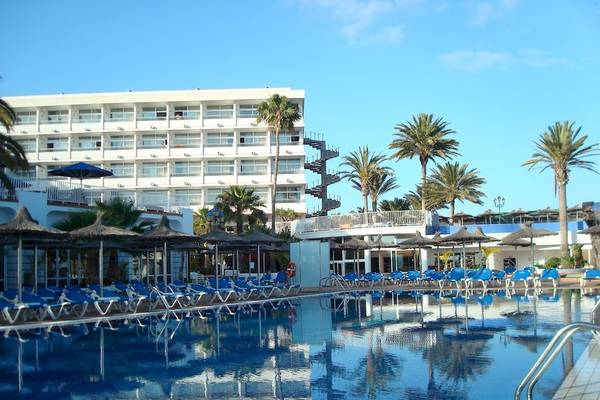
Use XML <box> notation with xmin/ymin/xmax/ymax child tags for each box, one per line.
<box><xmin>515</xmin><ymin>321</ymin><xmax>600</xmax><ymax>400</ymax></box>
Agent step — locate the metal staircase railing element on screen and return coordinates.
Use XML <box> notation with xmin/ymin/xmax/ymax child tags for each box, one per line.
<box><xmin>515</xmin><ymin>300</ymin><xmax>600</xmax><ymax>400</ymax></box>
<box><xmin>303</xmin><ymin>131</ymin><xmax>341</xmax><ymax>215</ymax></box>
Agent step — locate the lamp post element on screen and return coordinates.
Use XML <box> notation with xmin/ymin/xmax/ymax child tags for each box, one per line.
<box><xmin>493</xmin><ymin>196</ymin><xmax>505</xmax><ymax>223</ymax></box>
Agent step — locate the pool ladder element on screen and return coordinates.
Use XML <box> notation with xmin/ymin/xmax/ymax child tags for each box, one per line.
<box><xmin>515</xmin><ymin>299</ymin><xmax>600</xmax><ymax>400</ymax></box>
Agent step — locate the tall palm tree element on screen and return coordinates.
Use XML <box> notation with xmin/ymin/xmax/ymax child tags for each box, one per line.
<box><xmin>389</xmin><ymin>113</ymin><xmax>459</xmax><ymax>211</ymax></box>
<box><xmin>0</xmin><ymin>98</ymin><xmax>28</xmax><ymax>190</ymax></box>
<box><xmin>404</xmin><ymin>184</ymin><xmax>447</xmax><ymax>211</ymax></box>
<box><xmin>193</xmin><ymin>207</ymin><xmax>210</xmax><ymax>235</ymax></box>
<box><xmin>217</xmin><ymin>185</ymin><xmax>266</xmax><ymax>234</ymax></box>
<box><xmin>523</xmin><ymin>121</ymin><xmax>598</xmax><ymax>258</ymax></box>
<box><xmin>256</xmin><ymin>94</ymin><xmax>302</xmax><ymax>231</ymax></box>
<box><xmin>368</xmin><ymin>170</ymin><xmax>398</xmax><ymax>212</ymax></box>
<box><xmin>341</xmin><ymin>146</ymin><xmax>390</xmax><ymax>218</ymax></box>
<box><xmin>379</xmin><ymin>197</ymin><xmax>411</xmax><ymax>211</ymax></box>
<box><xmin>427</xmin><ymin>162</ymin><xmax>486</xmax><ymax>223</ymax></box>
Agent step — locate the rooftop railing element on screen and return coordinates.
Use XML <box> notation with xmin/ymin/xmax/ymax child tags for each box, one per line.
<box><xmin>294</xmin><ymin>210</ymin><xmax>430</xmax><ymax>234</ymax></box>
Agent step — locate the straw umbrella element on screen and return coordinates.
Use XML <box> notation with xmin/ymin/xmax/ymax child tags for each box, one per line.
<box><xmin>338</xmin><ymin>237</ymin><xmax>370</xmax><ymax>273</ymax></box>
<box><xmin>69</xmin><ymin>211</ymin><xmax>139</xmax><ymax>297</ymax></box>
<box><xmin>0</xmin><ymin>207</ymin><xmax>66</xmax><ymax>301</ymax></box>
<box><xmin>198</xmin><ymin>229</ymin><xmax>246</xmax><ymax>288</ymax></box>
<box><xmin>142</xmin><ymin>216</ymin><xmax>198</xmax><ymax>285</ymax></box>
<box><xmin>399</xmin><ymin>231</ymin><xmax>436</xmax><ymax>270</ymax></box>
<box><xmin>476</xmin><ymin>209</ymin><xmax>496</xmax><ymax>225</ymax></box>
<box><xmin>499</xmin><ymin>238</ymin><xmax>531</xmax><ymax>269</ymax></box>
<box><xmin>501</xmin><ymin>222</ymin><xmax>556</xmax><ymax>267</ymax></box>
<box><xmin>438</xmin><ymin>227</ymin><xmax>490</xmax><ymax>272</ymax></box>
<box><xmin>242</xmin><ymin>230</ymin><xmax>286</xmax><ymax>280</ymax></box>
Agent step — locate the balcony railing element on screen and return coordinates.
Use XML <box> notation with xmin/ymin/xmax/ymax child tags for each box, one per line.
<box><xmin>294</xmin><ymin>210</ymin><xmax>431</xmax><ymax>234</ymax></box>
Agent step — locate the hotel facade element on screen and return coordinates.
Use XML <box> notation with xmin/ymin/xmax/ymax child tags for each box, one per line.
<box><xmin>3</xmin><ymin>88</ymin><xmax>307</xmax><ymax>216</ymax></box>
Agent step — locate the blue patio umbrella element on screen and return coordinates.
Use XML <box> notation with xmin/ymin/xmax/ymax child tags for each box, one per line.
<box><xmin>48</xmin><ymin>162</ymin><xmax>113</xmax><ymax>186</ymax></box>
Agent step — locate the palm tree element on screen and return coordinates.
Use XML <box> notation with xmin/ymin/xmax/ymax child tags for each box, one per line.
<box><xmin>217</xmin><ymin>185</ymin><xmax>266</xmax><ymax>234</ymax></box>
<box><xmin>256</xmin><ymin>94</ymin><xmax>302</xmax><ymax>231</ymax></box>
<box><xmin>404</xmin><ymin>185</ymin><xmax>447</xmax><ymax>211</ymax></box>
<box><xmin>0</xmin><ymin>98</ymin><xmax>28</xmax><ymax>191</ymax></box>
<box><xmin>275</xmin><ymin>207</ymin><xmax>300</xmax><ymax>222</ymax></box>
<box><xmin>379</xmin><ymin>197</ymin><xmax>411</xmax><ymax>211</ymax></box>
<box><xmin>368</xmin><ymin>170</ymin><xmax>398</xmax><ymax>212</ymax></box>
<box><xmin>341</xmin><ymin>146</ymin><xmax>390</xmax><ymax>218</ymax></box>
<box><xmin>389</xmin><ymin>113</ymin><xmax>459</xmax><ymax>211</ymax></box>
<box><xmin>54</xmin><ymin>197</ymin><xmax>146</xmax><ymax>231</ymax></box>
<box><xmin>427</xmin><ymin>162</ymin><xmax>486</xmax><ymax>224</ymax></box>
<box><xmin>523</xmin><ymin>121</ymin><xmax>598</xmax><ymax>258</ymax></box>
<box><xmin>193</xmin><ymin>207</ymin><xmax>210</xmax><ymax>235</ymax></box>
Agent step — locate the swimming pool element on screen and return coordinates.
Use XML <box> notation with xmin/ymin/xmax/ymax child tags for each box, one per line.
<box><xmin>0</xmin><ymin>288</ymin><xmax>597</xmax><ymax>399</ymax></box>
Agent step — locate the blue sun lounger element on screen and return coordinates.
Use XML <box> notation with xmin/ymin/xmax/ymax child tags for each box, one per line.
<box><xmin>581</xmin><ymin>269</ymin><xmax>600</xmax><ymax>287</ymax></box>
<box><xmin>535</xmin><ymin>268</ymin><xmax>560</xmax><ymax>288</ymax></box>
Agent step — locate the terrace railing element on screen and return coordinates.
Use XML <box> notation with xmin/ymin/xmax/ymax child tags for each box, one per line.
<box><xmin>294</xmin><ymin>210</ymin><xmax>430</xmax><ymax>234</ymax></box>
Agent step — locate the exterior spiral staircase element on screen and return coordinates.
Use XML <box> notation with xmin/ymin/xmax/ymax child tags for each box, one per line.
<box><xmin>304</xmin><ymin>132</ymin><xmax>341</xmax><ymax>218</ymax></box>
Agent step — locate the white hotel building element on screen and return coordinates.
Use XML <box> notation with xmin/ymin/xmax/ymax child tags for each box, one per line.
<box><xmin>3</xmin><ymin>88</ymin><xmax>307</xmax><ymax>217</ymax></box>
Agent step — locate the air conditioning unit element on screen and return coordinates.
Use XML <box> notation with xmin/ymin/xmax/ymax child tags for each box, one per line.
<box><xmin>85</xmin><ymin>128</ymin><xmax>91</xmax><ymax>132</ymax></box>
<box><xmin>151</xmin><ymin>126</ymin><xmax>157</xmax><ymax>129</ymax></box>
<box><xmin>85</xmin><ymin>156</ymin><xmax>91</xmax><ymax>160</ymax></box>
<box><xmin>151</xmin><ymin>154</ymin><xmax>157</xmax><ymax>158</ymax></box>
<box><xmin>184</xmin><ymin>125</ymin><xmax>190</xmax><ymax>129</ymax></box>
<box><xmin>151</xmin><ymin>183</ymin><xmax>157</xmax><ymax>187</ymax></box>
<box><xmin>118</xmin><ymin>155</ymin><xmax>124</xmax><ymax>159</ymax></box>
<box><xmin>117</xmin><ymin>127</ymin><xmax>124</xmax><ymax>131</ymax></box>
<box><xmin>184</xmin><ymin>153</ymin><xmax>190</xmax><ymax>157</ymax></box>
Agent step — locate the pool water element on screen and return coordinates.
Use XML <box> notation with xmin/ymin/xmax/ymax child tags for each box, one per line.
<box><xmin>0</xmin><ymin>289</ymin><xmax>597</xmax><ymax>399</ymax></box>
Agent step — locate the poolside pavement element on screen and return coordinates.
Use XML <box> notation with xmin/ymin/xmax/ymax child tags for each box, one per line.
<box><xmin>553</xmin><ymin>338</ymin><xmax>600</xmax><ymax>400</ymax></box>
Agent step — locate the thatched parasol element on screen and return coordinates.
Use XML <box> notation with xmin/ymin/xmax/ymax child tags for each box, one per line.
<box><xmin>438</xmin><ymin>226</ymin><xmax>493</xmax><ymax>270</ymax></box>
<box><xmin>501</xmin><ymin>222</ymin><xmax>556</xmax><ymax>266</ymax></box>
<box><xmin>70</xmin><ymin>211</ymin><xmax>139</xmax><ymax>297</ymax></box>
<box><xmin>0</xmin><ymin>207</ymin><xmax>66</xmax><ymax>301</ymax></box>
<box><xmin>398</xmin><ymin>231</ymin><xmax>436</xmax><ymax>270</ymax></box>
<box><xmin>142</xmin><ymin>216</ymin><xmax>198</xmax><ymax>285</ymax></box>
<box><xmin>242</xmin><ymin>229</ymin><xmax>286</xmax><ymax>280</ymax></box>
<box><xmin>499</xmin><ymin>237</ymin><xmax>531</xmax><ymax>269</ymax></box>
<box><xmin>198</xmin><ymin>229</ymin><xmax>246</xmax><ymax>288</ymax></box>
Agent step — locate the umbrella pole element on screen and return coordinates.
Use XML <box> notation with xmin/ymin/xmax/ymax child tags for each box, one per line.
<box><xmin>44</xmin><ymin>250</ymin><xmax>48</xmax><ymax>288</ymax></box>
<box><xmin>99</xmin><ymin>239</ymin><xmax>104</xmax><ymax>297</ymax></box>
<box><xmin>77</xmin><ymin>252</ymin><xmax>82</xmax><ymax>286</ymax></box>
<box><xmin>215</xmin><ymin>244</ymin><xmax>219</xmax><ymax>289</ymax></box>
<box><xmin>163</xmin><ymin>241</ymin><xmax>168</xmax><ymax>285</ymax></box>
<box><xmin>530</xmin><ymin>236</ymin><xmax>534</xmax><ymax>267</ymax></box>
<box><xmin>154</xmin><ymin>246</ymin><xmax>158</xmax><ymax>284</ymax></box>
<box><xmin>17</xmin><ymin>235</ymin><xmax>22</xmax><ymax>302</ymax></box>
<box><xmin>257</xmin><ymin>245</ymin><xmax>261</xmax><ymax>282</ymax></box>
<box><xmin>34</xmin><ymin>242</ymin><xmax>38</xmax><ymax>294</ymax></box>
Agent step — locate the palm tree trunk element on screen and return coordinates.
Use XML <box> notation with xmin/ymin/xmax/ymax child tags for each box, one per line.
<box><xmin>558</xmin><ymin>181</ymin><xmax>569</xmax><ymax>258</ymax></box>
<box><xmin>236</xmin><ymin>210</ymin><xmax>243</xmax><ymax>235</ymax></box>
<box><xmin>371</xmin><ymin>200</ymin><xmax>377</xmax><ymax>213</ymax></box>
<box><xmin>449</xmin><ymin>200</ymin><xmax>455</xmax><ymax>225</ymax></box>
<box><xmin>420</xmin><ymin>161</ymin><xmax>427</xmax><ymax>211</ymax></box>
<box><xmin>363</xmin><ymin>194</ymin><xmax>369</xmax><ymax>224</ymax></box>
<box><xmin>271</xmin><ymin>128</ymin><xmax>280</xmax><ymax>232</ymax></box>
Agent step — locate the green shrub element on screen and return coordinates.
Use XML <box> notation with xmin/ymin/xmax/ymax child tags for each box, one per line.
<box><xmin>545</xmin><ymin>257</ymin><xmax>561</xmax><ymax>268</ymax></box>
<box><xmin>561</xmin><ymin>256</ymin><xmax>574</xmax><ymax>268</ymax></box>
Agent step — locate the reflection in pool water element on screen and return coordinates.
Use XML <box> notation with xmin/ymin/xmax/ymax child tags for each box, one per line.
<box><xmin>0</xmin><ymin>289</ymin><xmax>597</xmax><ymax>399</ymax></box>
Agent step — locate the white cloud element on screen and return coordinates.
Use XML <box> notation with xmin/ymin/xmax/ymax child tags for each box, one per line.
<box><xmin>440</xmin><ymin>51</ymin><xmax>514</xmax><ymax>71</ymax></box>
<box><xmin>467</xmin><ymin>0</ymin><xmax>520</xmax><ymax>26</ymax></box>
<box><xmin>440</xmin><ymin>50</ymin><xmax>569</xmax><ymax>71</ymax></box>
<box><xmin>291</xmin><ymin>0</ymin><xmax>419</xmax><ymax>45</ymax></box>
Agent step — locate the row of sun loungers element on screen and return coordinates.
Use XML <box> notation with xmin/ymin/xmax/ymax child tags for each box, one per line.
<box><xmin>0</xmin><ymin>272</ymin><xmax>300</xmax><ymax>325</ymax></box>
<box><xmin>332</xmin><ymin>266</ymin><xmax>567</xmax><ymax>290</ymax></box>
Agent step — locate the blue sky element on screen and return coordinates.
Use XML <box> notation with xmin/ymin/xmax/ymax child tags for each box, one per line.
<box><xmin>3</xmin><ymin>0</ymin><xmax>599</xmax><ymax>215</ymax></box>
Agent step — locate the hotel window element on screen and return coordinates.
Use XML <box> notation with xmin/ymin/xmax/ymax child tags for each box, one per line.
<box><xmin>240</xmin><ymin>159</ymin><xmax>267</xmax><ymax>175</ymax></box>
<box><xmin>253</xmin><ymin>188</ymin><xmax>269</xmax><ymax>203</ymax></box>
<box><xmin>206</xmin><ymin>160</ymin><xmax>234</xmax><ymax>175</ymax></box>
<box><xmin>16</xmin><ymin>139</ymin><xmax>36</xmax><ymax>152</ymax></box>
<box><xmin>109</xmin><ymin>107</ymin><xmax>134</xmax><ymax>121</ymax></box>
<box><xmin>206</xmin><ymin>132</ymin><xmax>233</xmax><ymax>147</ymax></box>
<box><xmin>276</xmin><ymin>131</ymin><xmax>301</xmax><ymax>145</ymax></box>
<box><xmin>16</xmin><ymin>111</ymin><xmax>37</xmax><ymax>124</ymax></box>
<box><xmin>173</xmin><ymin>133</ymin><xmax>201</xmax><ymax>147</ymax></box>
<box><xmin>205</xmin><ymin>104</ymin><xmax>233</xmax><ymax>119</ymax></box>
<box><xmin>110</xmin><ymin>190</ymin><xmax>136</xmax><ymax>203</ymax></box>
<box><xmin>175</xmin><ymin>189</ymin><xmax>202</xmax><ymax>206</ymax></box>
<box><xmin>46</xmin><ymin>110</ymin><xmax>69</xmax><ymax>123</ymax></box>
<box><xmin>142</xmin><ymin>191</ymin><xmax>168</xmax><ymax>207</ymax></box>
<box><xmin>109</xmin><ymin>135</ymin><xmax>134</xmax><ymax>149</ymax></box>
<box><xmin>276</xmin><ymin>186</ymin><xmax>301</xmax><ymax>203</ymax></box>
<box><xmin>140</xmin><ymin>106</ymin><xmax>167</xmax><ymax>120</ymax></box>
<box><xmin>45</xmin><ymin>137</ymin><xmax>68</xmax><ymax>151</ymax></box>
<box><xmin>238</xmin><ymin>104</ymin><xmax>259</xmax><ymax>118</ymax></box>
<box><xmin>77</xmin><ymin>136</ymin><xmax>102</xmax><ymax>150</ymax></box>
<box><xmin>278</xmin><ymin>158</ymin><xmax>302</xmax><ymax>174</ymax></box>
<box><xmin>78</xmin><ymin>109</ymin><xmax>102</xmax><ymax>122</ymax></box>
<box><xmin>10</xmin><ymin>166</ymin><xmax>37</xmax><ymax>179</ymax></box>
<box><xmin>140</xmin><ymin>162</ymin><xmax>168</xmax><ymax>177</ymax></box>
<box><xmin>205</xmin><ymin>188</ymin><xmax>223</xmax><ymax>204</ymax></box>
<box><xmin>109</xmin><ymin>163</ymin><xmax>134</xmax><ymax>178</ymax></box>
<box><xmin>173</xmin><ymin>161</ymin><xmax>202</xmax><ymax>176</ymax></box>
<box><xmin>140</xmin><ymin>134</ymin><xmax>167</xmax><ymax>148</ymax></box>
<box><xmin>239</xmin><ymin>131</ymin><xmax>266</xmax><ymax>146</ymax></box>
<box><xmin>173</xmin><ymin>105</ymin><xmax>200</xmax><ymax>120</ymax></box>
